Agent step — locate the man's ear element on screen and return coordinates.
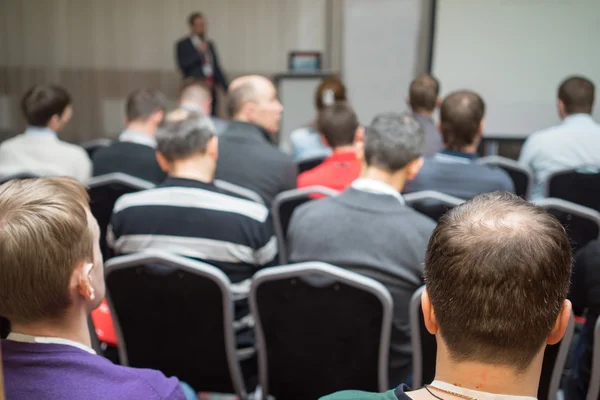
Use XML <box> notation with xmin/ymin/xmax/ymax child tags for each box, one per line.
<box><xmin>422</xmin><ymin>289</ymin><xmax>438</xmax><ymax>335</ymax></box>
<box><xmin>406</xmin><ymin>96</ymin><xmax>410</xmax><ymax>107</ymax></box>
<box><xmin>547</xmin><ymin>299</ymin><xmax>572</xmax><ymax>345</ymax></box>
<box><xmin>152</xmin><ymin>110</ymin><xmax>165</xmax><ymax>126</ymax></box>
<box><xmin>206</xmin><ymin>136</ymin><xmax>219</xmax><ymax>160</ymax></box>
<box><xmin>319</xmin><ymin>133</ymin><xmax>330</xmax><ymax>148</ymax></box>
<box><xmin>407</xmin><ymin>157</ymin><xmax>424</xmax><ymax>180</ymax></box>
<box><xmin>203</xmin><ymin>99</ymin><xmax>213</xmax><ymax>116</ymax></box>
<box><xmin>74</xmin><ymin>262</ymin><xmax>95</xmax><ymax>301</ymax></box>
<box><xmin>436</xmin><ymin>96</ymin><xmax>442</xmax><ymax>108</ymax></box>
<box><xmin>354</xmin><ymin>126</ymin><xmax>365</xmax><ymax>144</ymax></box>
<box><xmin>155</xmin><ymin>152</ymin><xmax>171</xmax><ymax>173</ymax></box>
<box><xmin>558</xmin><ymin>100</ymin><xmax>567</xmax><ymax>119</ymax></box>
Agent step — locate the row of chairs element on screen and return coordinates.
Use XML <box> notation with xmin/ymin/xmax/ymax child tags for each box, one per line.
<box><xmin>100</xmin><ymin>250</ymin><xmax>600</xmax><ymax>400</ymax></box>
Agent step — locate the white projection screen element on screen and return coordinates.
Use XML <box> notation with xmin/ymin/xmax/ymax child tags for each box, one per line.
<box><xmin>431</xmin><ymin>0</ymin><xmax>600</xmax><ymax>138</ymax></box>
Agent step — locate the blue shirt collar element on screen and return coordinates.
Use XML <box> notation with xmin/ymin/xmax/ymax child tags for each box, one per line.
<box><xmin>119</xmin><ymin>129</ymin><xmax>156</xmax><ymax>148</ymax></box>
<box><xmin>24</xmin><ymin>126</ymin><xmax>58</xmax><ymax>139</ymax></box>
<box><xmin>438</xmin><ymin>149</ymin><xmax>479</xmax><ymax>160</ymax></box>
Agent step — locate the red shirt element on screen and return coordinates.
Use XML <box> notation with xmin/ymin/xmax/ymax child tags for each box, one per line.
<box><xmin>297</xmin><ymin>151</ymin><xmax>361</xmax><ymax>192</ymax></box>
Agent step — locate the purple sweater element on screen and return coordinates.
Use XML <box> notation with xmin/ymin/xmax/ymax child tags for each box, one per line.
<box><xmin>2</xmin><ymin>339</ymin><xmax>186</xmax><ymax>400</ymax></box>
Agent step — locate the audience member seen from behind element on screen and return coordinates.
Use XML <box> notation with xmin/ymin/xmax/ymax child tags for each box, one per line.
<box><xmin>109</xmin><ymin>109</ymin><xmax>276</xmax><ymax>286</ymax></box>
<box><xmin>520</xmin><ymin>76</ymin><xmax>600</xmax><ymax>199</ymax></box>
<box><xmin>215</xmin><ymin>75</ymin><xmax>296</xmax><ymax>206</ymax></box>
<box><xmin>290</xmin><ymin>77</ymin><xmax>348</xmax><ymax>160</ymax></box>
<box><xmin>92</xmin><ymin>89</ymin><xmax>167</xmax><ymax>184</ymax></box>
<box><xmin>565</xmin><ymin>239</ymin><xmax>600</xmax><ymax>400</ymax></box>
<box><xmin>297</xmin><ymin>102</ymin><xmax>363</xmax><ymax>192</ymax></box>
<box><xmin>323</xmin><ymin>192</ymin><xmax>573</xmax><ymax>400</ymax></box>
<box><xmin>408</xmin><ymin>74</ymin><xmax>443</xmax><ymax>157</ymax></box>
<box><xmin>0</xmin><ymin>85</ymin><xmax>91</xmax><ymax>181</ymax></box>
<box><xmin>179</xmin><ymin>78</ymin><xmax>228</xmax><ymax>134</ymax></box>
<box><xmin>0</xmin><ymin>177</ymin><xmax>193</xmax><ymax>400</ymax></box>
<box><xmin>404</xmin><ymin>90</ymin><xmax>514</xmax><ymax>199</ymax></box>
<box><xmin>288</xmin><ymin>112</ymin><xmax>436</xmax><ymax>385</ymax></box>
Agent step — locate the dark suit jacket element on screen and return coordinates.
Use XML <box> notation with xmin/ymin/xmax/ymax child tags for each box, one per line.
<box><xmin>175</xmin><ymin>36</ymin><xmax>228</xmax><ymax>91</ymax></box>
<box><xmin>215</xmin><ymin>121</ymin><xmax>297</xmax><ymax>206</ymax></box>
<box><xmin>92</xmin><ymin>142</ymin><xmax>166</xmax><ymax>185</ymax></box>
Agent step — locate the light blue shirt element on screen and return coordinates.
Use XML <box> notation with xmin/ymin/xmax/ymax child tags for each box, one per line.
<box><xmin>23</xmin><ymin>126</ymin><xmax>58</xmax><ymax>139</ymax></box>
<box><xmin>519</xmin><ymin>114</ymin><xmax>600</xmax><ymax>199</ymax></box>
<box><xmin>118</xmin><ymin>129</ymin><xmax>156</xmax><ymax>148</ymax></box>
<box><xmin>289</xmin><ymin>126</ymin><xmax>332</xmax><ymax>161</ymax></box>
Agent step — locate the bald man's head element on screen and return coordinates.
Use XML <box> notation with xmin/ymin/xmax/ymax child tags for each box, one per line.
<box><xmin>179</xmin><ymin>79</ymin><xmax>212</xmax><ymax>115</ymax></box>
<box><xmin>226</xmin><ymin>75</ymin><xmax>283</xmax><ymax>134</ymax></box>
<box><xmin>439</xmin><ymin>90</ymin><xmax>486</xmax><ymax>150</ymax></box>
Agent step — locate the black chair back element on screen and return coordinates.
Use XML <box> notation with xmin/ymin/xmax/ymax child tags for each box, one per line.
<box><xmin>88</xmin><ymin>173</ymin><xmax>154</xmax><ymax>259</ymax></box>
<box><xmin>250</xmin><ymin>262</ymin><xmax>393</xmax><ymax>400</ymax></box>
<box><xmin>479</xmin><ymin>155</ymin><xmax>533</xmax><ymax>199</ymax></box>
<box><xmin>404</xmin><ymin>191</ymin><xmax>464</xmax><ymax>222</ymax></box>
<box><xmin>588</xmin><ymin>317</ymin><xmax>600</xmax><ymax>400</ymax></box>
<box><xmin>296</xmin><ymin>155</ymin><xmax>327</xmax><ymax>174</ymax></box>
<box><xmin>82</xmin><ymin>138</ymin><xmax>113</xmax><ymax>159</ymax></box>
<box><xmin>105</xmin><ymin>251</ymin><xmax>246</xmax><ymax>397</ymax></box>
<box><xmin>547</xmin><ymin>166</ymin><xmax>600</xmax><ymax>213</ymax></box>
<box><xmin>272</xmin><ymin>187</ymin><xmax>338</xmax><ymax>263</ymax></box>
<box><xmin>535</xmin><ymin>198</ymin><xmax>600</xmax><ymax>253</ymax></box>
<box><xmin>410</xmin><ymin>285</ymin><xmax>575</xmax><ymax>400</ymax></box>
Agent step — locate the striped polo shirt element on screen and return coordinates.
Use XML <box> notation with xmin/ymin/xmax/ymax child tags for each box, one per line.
<box><xmin>108</xmin><ymin>177</ymin><xmax>277</xmax><ymax>283</ymax></box>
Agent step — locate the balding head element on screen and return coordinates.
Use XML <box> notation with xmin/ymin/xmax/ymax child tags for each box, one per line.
<box><xmin>226</xmin><ymin>75</ymin><xmax>283</xmax><ymax>134</ymax></box>
<box><xmin>440</xmin><ymin>90</ymin><xmax>485</xmax><ymax>150</ymax></box>
<box><xmin>179</xmin><ymin>79</ymin><xmax>212</xmax><ymax>115</ymax></box>
<box><xmin>424</xmin><ymin>192</ymin><xmax>572</xmax><ymax>372</ymax></box>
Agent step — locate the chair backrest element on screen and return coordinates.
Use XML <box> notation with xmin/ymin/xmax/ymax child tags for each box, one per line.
<box><xmin>249</xmin><ymin>262</ymin><xmax>393</xmax><ymax>400</ymax></box>
<box><xmin>87</xmin><ymin>173</ymin><xmax>155</xmax><ymax>259</ymax></box>
<box><xmin>479</xmin><ymin>155</ymin><xmax>533</xmax><ymax>199</ymax></box>
<box><xmin>410</xmin><ymin>285</ymin><xmax>575</xmax><ymax>400</ymax></box>
<box><xmin>82</xmin><ymin>138</ymin><xmax>113</xmax><ymax>159</ymax></box>
<box><xmin>588</xmin><ymin>317</ymin><xmax>600</xmax><ymax>400</ymax></box>
<box><xmin>534</xmin><ymin>198</ymin><xmax>600</xmax><ymax>253</ymax></box>
<box><xmin>214</xmin><ymin>179</ymin><xmax>265</xmax><ymax>205</ymax></box>
<box><xmin>546</xmin><ymin>166</ymin><xmax>600</xmax><ymax>213</ymax></box>
<box><xmin>404</xmin><ymin>191</ymin><xmax>464</xmax><ymax>222</ymax></box>
<box><xmin>296</xmin><ymin>155</ymin><xmax>327</xmax><ymax>174</ymax></box>
<box><xmin>271</xmin><ymin>186</ymin><xmax>339</xmax><ymax>264</ymax></box>
<box><xmin>0</xmin><ymin>172</ymin><xmax>39</xmax><ymax>184</ymax></box>
<box><xmin>104</xmin><ymin>250</ymin><xmax>246</xmax><ymax>398</ymax></box>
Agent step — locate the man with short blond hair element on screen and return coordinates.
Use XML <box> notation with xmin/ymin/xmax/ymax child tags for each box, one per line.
<box><xmin>0</xmin><ymin>177</ymin><xmax>190</xmax><ymax>400</ymax></box>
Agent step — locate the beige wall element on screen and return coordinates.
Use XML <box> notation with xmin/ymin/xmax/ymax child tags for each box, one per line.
<box><xmin>0</xmin><ymin>0</ymin><xmax>329</xmax><ymax>141</ymax></box>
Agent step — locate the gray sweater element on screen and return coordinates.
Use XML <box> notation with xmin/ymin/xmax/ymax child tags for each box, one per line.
<box><xmin>288</xmin><ymin>187</ymin><xmax>436</xmax><ymax>385</ymax></box>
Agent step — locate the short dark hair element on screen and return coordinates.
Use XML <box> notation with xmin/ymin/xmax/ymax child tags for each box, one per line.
<box><xmin>188</xmin><ymin>12</ymin><xmax>204</xmax><ymax>26</ymax></box>
<box><xmin>156</xmin><ymin>109</ymin><xmax>215</xmax><ymax>162</ymax></box>
<box><xmin>21</xmin><ymin>85</ymin><xmax>71</xmax><ymax>127</ymax></box>
<box><xmin>409</xmin><ymin>74</ymin><xmax>440</xmax><ymax>112</ymax></box>
<box><xmin>315</xmin><ymin>77</ymin><xmax>347</xmax><ymax>110</ymax></box>
<box><xmin>558</xmin><ymin>76</ymin><xmax>595</xmax><ymax>114</ymax></box>
<box><xmin>125</xmin><ymin>89</ymin><xmax>167</xmax><ymax>122</ymax></box>
<box><xmin>317</xmin><ymin>103</ymin><xmax>359</xmax><ymax>148</ymax></box>
<box><xmin>440</xmin><ymin>90</ymin><xmax>485</xmax><ymax>150</ymax></box>
<box><xmin>425</xmin><ymin>192</ymin><xmax>572</xmax><ymax>371</ymax></box>
<box><xmin>364</xmin><ymin>112</ymin><xmax>423</xmax><ymax>172</ymax></box>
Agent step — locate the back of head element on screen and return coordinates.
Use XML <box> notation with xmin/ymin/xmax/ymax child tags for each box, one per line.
<box><xmin>179</xmin><ymin>78</ymin><xmax>212</xmax><ymax>110</ymax></box>
<box><xmin>558</xmin><ymin>76</ymin><xmax>595</xmax><ymax>115</ymax></box>
<box><xmin>409</xmin><ymin>74</ymin><xmax>440</xmax><ymax>113</ymax></box>
<box><xmin>156</xmin><ymin>109</ymin><xmax>216</xmax><ymax>162</ymax></box>
<box><xmin>315</xmin><ymin>77</ymin><xmax>347</xmax><ymax>111</ymax></box>
<box><xmin>425</xmin><ymin>192</ymin><xmax>572</xmax><ymax>371</ymax></box>
<box><xmin>126</xmin><ymin>88</ymin><xmax>167</xmax><ymax>123</ymax></box>
<box><xmin>440</xmin><ymin>90</ymin><xmax>485</xmax><ymax>150</ymax></box>
<box><xmin>226</xmin><ymin>75</ymin><xmax>273</xmax><ymax>118</ymax></box>
<box><xmin>0</xmin><ymin>178</ymin><xmax>93</xmax><ymax>324</ymax></box>
<box><xmin>317</xmin><ymin>103</ymin><xmax>359</xmax><ymax>148</ymax></box>
<box><xmin>21</xmin><ymin>84</ymin><xmax>71</xmax><ymax>127</ymax></box>
<box><xmin>364</xmin><ymin>112</ymin><xmax>424</xmax><ymax>172</ymax></box>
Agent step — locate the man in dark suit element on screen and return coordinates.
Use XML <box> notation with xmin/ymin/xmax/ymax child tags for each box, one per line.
<box><xmin>176</xmin><ymin>12</ymin><xmax>228</xmax><ymax>116</ymax></box>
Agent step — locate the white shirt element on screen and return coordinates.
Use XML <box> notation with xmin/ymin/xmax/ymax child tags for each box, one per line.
<box><xmin>119</xmin><ymin>129</ymin><xmax>157</xmax><ymax>148</ymax></box>
<box><xmin>519</xmin><ymin>114</ymin><xmax>600</xmax><ymax>199</ymax></box>
<box><xmin>6</xmin><ymin>332</ymin><xmax>96</xmax><ymax>355</ymax></box>
<box><xmin>351</xmin><ymin>178</ymin><xmax>405</xmax><ymax>204</ymax></box>
<box><xmin>0</xmin><ymin>126</ymin><xmax>92</xmax><ymax>182</ymax></box>
<box><xmin>430</xmin><ymin>380</ymin><xmax>537</xmax><ymax>400</ymax></box>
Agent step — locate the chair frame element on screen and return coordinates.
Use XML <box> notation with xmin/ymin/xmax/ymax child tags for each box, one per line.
<box><xmin>410</xmin><ymin>284</ymin><xmax>576</xmax><ymax>400</ymax></box>
<box><xmin>271</xmin><ymin>186</ymin><xmax>339</xmax><ymax>264</ymax></box>
<box><xmin>587</xmin><ymin>317</ymin><xmax>600</xmax><ymax>400</ymax></box>
<box><xmin>214</xmin><ymin>179</ymin><xmax>265</xmax><ymax>205</ymax></box>
<box><xmin>403</xmin><ymin>190</ymin><xmax>465</xmax><ymax>208</ymax></box>
<box><xmin>82</xmin><ymin>138</ymin><xmax>113</xmax><ymax>150</ymax></box>
<box><xmin>478</xmin><ymin>155</ymin><xmax>534</xmax><ymax>199</ymax></box>
<box><xmin>87</xmin><ymin>172</ymin><xmax>155</xmax><ymax>190</ymax></box>
<box><xmin>249</xmin><ymin>262</ymin><xmax>393</xmax><ymax>399</ymax></box>
<box><xmin>295</xmin><ymin>154</ymin><xmax>328</xmax><ymax>174</ymax></box>
<box><xmin>533</xmin><ymin>198</ymin><xmax>600</xmax><ymax>244</ymax></box>
<box><xmin>104</xmin><ymin>250</ymin><xmax>247</xmax><ymax>399</ymax></box>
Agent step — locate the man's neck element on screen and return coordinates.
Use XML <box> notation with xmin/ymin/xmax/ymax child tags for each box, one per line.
<box><xmin>10</xmin><ymin>312</ymin><xmax>92</xmax><ymax>348</ymax></box>
<box><xmin>361</xmin><ymin>166</ymin><xmax>407</xmax><ymax>192</ymax></box>
<box><xmin>169</xmin><ymin>157</ymin><xmax>215</xmax><ymax>184</ymax></box>
<box><xmin>447</xmin><ymin>144</ymin><xmax>478</xmax><ymax>155</ymax></box>
<box><xmin>415</xmin><ymin>109</ymin><xmax>435</xmax><ymax>118</ymax></box>
<box><xmin>126</xmin><ymin>121</ymin><xmax>156</xmax><ymax>136</ymax></box>
<box><xmin>332</xmin><ymin>145</ymin><xmax>356</xmax><ymax>154</ymax></box>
